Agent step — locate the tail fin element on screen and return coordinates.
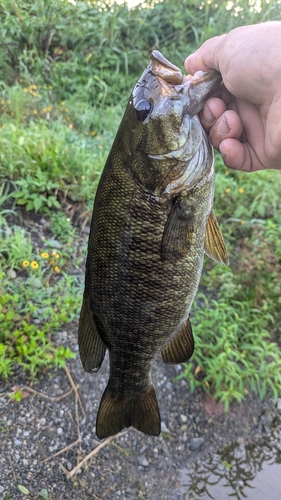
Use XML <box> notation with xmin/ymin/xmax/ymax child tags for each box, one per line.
<box><xmin>96</xmin><ymin>384</ymin><xmax>161</xmax><ymax>439</ymax></box>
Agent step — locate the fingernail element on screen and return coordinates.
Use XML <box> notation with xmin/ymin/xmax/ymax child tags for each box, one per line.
<box><xmin>217</xmin><ymin>117</ymin><xmax>231</xmax><ymax>136</ymax></box>
<box><xmin>201</xmin><ymin>105</ymin><xmax>215</xmax><ymax>124</ymax></box>
<box><xmin>185</xmin><ymin>55</ymin><xmax>196</xmax><ymax>74</ymax></box>
<box><xmin>219</xmin><ymin>143</ymin><xmax>227</xmax><ymax>163</ymax></box>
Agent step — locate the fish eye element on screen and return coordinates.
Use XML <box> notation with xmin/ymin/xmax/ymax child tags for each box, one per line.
<box><xmin>135</xmin><ymin>99</ymin><xmax>153</xmax><ymax>122</ymax></box>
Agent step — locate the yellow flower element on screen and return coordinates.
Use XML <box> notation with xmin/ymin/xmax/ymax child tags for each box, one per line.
<box><xmin>69</xmin><ymin>124</ymin><xmax>73</xmax><ymax>129</ymax></box>
<box><xmin>31</xmin><ymin>261</ymin><xmax>39</xmax><ymax>269</ymax></box>
<box><xmin>61</xmin><ymin>101</ymin><xmax>65</xmax><ymax>106</ymax></box>
<box><xmin>40</xmin><ymin>252</ymin><xmax>49</xmax><ymax>259</ymax></box>
<box><xmin>238</xmin><ymin>175</ymin><xmax>244</xmax><ymax>180</ymax></box>
<box><xmin>225</xmin><ymin>188</ymin><xmax>231</xmax><ymax>193</ymax></box>
<box><xmin>238</xmin><ymin>188</ymin><xmax>244</xmax><ymax>194</ymax></box>
<box><xmin>53</xmin><ymin>252</ymin><xmax>60</xmax><ymax>259</ymax></box>
<box><xmin>33</xmin><ymin>110</ymin><xmax>38</xmax><ymax>114</ymax></box>
<box><xmin>241</xmin><ymin>220</ymin><xmax>245</xmax><ymax>225</ymax></box>
<box><xmin>225</xmin><ymin>170</ymin><xmax>230</xmax><ymax>175</ymax></box>
<box><xmin>54</xmin><ymin>266</ymin><xmax>60</xmax><ymax>273</ymax></box>
<box><xmin>91</xmin><ymin>130</ymin><xmax>97</xmax><ymax>136</ymax></box>
<box><xmin>50</xmin><ymin>258</ymin><xmax>55</xmax><ymax>264</ymax></box>
<box><xmin>22</xmin><ymin>260</ymin><xmax>30</xmax><ymax>267</ymax></box>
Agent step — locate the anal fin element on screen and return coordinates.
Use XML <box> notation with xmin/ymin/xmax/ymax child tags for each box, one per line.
<box><xmin>204</xmin><ymin>210</ymin><xmax>228</xmax><ymax>265</ymax></box>
<box><xmin>96</xmin><ymin>384</ymin><xmax>160</xmax><ymax>439</ymax></box>
<box><xmin>161</xmin><ymin>316</ymin><xmax>194</xmax><ymax>364</ymax></box>
<box><xmin>78</xmin><ymin>296</ymin><xmax>106</xmax><ymax>373</ymax></box>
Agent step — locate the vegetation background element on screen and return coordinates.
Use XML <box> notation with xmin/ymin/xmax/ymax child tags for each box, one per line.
<box><xmin>1</xmin><ymin>0</ymin><xmax>281</xmax><ymax>410</ymax></box>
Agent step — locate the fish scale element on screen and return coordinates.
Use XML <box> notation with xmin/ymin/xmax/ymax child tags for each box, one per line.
<box><xmin>78</xmin><ymin>51</ymin><xmax>228</xmax><ymax>439</ymax></box>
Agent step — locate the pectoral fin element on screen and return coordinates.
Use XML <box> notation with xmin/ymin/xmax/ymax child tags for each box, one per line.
<box><xmin>161</xmin><ymin>316</ymin><xmax>194</xmax><ymax>364</ymax></box>
<box><xmin>204</xmin><ymin>210</ymin><xmax>228</xmax><ymax>265</ymax></box>
<box><xmin>161</xmin><ymin>198</ymin><xmax>194</xmax><ymax>262</ymax></box>
<box><xmin>78</xmin><ymin>296</ymin><xmax>106</xmax><ymax>372</ymax></box>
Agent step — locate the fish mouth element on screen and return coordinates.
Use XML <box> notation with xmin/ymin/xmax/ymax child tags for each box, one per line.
<box><xmin>150</xmin><ymin>50</ymin><xmax>183</xmax><ymax>85</ymax></box>
<box><xmin>150</xmin><ymin>50</ymin><xmax>221</xmax><ymax>106</ymax></box>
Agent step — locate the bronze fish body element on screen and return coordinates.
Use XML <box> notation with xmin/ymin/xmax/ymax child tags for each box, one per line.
<box><xmin>78</xmin><ymin>51</ymin><xmax>228</xmax><ymax>439</ymax></box>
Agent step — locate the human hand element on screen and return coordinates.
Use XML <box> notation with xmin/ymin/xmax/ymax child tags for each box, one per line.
<box><xmin>185</xmin><ymin>22</ymin><xmax>281</xmax><ymax>172</ymax></box>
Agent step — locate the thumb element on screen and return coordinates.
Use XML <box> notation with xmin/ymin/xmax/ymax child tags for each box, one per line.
<box><xmin>185</xmin><ymin>35</ymin><xmax>226</xmax><ymax>75</ymax></box>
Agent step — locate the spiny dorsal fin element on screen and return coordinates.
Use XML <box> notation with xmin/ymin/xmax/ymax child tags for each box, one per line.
<box><xmin>161</xmin><ymin>316</ymin><xmax>194</xmax><ymax>364</ymax></box>
<box><xmin>204</xmin><ymin>210</ymin><xmax>228</xmax><ymax>265</ymax></box>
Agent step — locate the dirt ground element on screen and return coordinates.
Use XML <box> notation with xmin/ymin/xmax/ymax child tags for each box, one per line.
<box><xmin>0</xmin><ymin>318</ymin><xmax>277</xmax><ymax>500</ymax></box>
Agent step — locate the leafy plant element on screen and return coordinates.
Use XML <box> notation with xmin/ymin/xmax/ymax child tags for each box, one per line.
<box><xmin>13</xmin><ymin>170</ymin><xmax>61</xmax><ymax>212</ymax></box>
<box><xmin>0</xmin><ymin>218</ymin><xmax>82</xmax><ymax>379</ymax></box>
<box><xmin>177</xmin><ymin>296</ymin><xmax>280</xmax><ymax>411</ymax></box>
<box><xmin>49</xmin><ymin>211</ymin><xmax>76</xmax><ymax>243</ymax></box>
<box><xmin>0</xmin><ymin>270</ymin><xmax>78</xmax><ymax>379</ymax></box>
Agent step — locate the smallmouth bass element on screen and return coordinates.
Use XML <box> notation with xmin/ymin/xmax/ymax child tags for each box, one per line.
<box><xmin>78</xmin><ymin>50</ymin><xmax>228</xmax><ymax>439</ymax></box>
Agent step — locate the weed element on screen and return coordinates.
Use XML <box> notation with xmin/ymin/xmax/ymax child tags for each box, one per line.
<box><xmin>13</xmin><ymin>170</ymin><xmax>61</xmax><ymax>212</ymax></box>
<box><xmin>0</xmin><ymin>219</ymin><xmax>81</xmax><ymax>379</ymax></box>
<box><xmin>177</xmin><ymin>296</ymin><xmax>280</xmax><ymax>411</ymax></box>
<box><xmin>49</xmin><ymin>212</ymin><xmax>76</xmax><ymax>244</ymax></box>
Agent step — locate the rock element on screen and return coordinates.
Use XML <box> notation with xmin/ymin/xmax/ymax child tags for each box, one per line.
<box><xmin>180</xmin><ymin>414</ymin><xmax>188</xmax><ymax>423</ymax></box>
<box><xmin>189</xmin><ymin>437</ymin><xmax>204</xmax><ymax>451</ymax></box>
<box><xmin>262</xmin><ymin>424</ymin><xmax>271</xmax><ymax>435</ymax></box>
<box><xmin>46</xmin><ymin>239</ymin><xmax>62</xmax><ymax>248</ymax></box>
<box><xmin>8</xmin><ymin>269</ymin><xmax>17</xmax><ymax>279</ymax></box>
<box><xmin>139</xmin><ymin>445</ymin><xmax>148</xmax><ymax>454</ymax></box>
<box><xmin>260</xmin><ymin>409</ymin><xmax>272</xmax><ymax>424</ymax></box>
<box><xmin>0</xmin><ymin>485</ymin><xmax>4</xmax><ymax>494</ymax></box>
<box><xmin>137</xmin><ymin>455</ymin><xmax>149</xmax><ymax>467</ymax></box>
<box><xmin>277</xmin><ymin>399</ymin><xmax>281</xmax><ymax>410</ymax></box>
<box><xmin>161</xmin><ymin>422</ymin><xmax>170</xmax><ymax>433</ymax></box>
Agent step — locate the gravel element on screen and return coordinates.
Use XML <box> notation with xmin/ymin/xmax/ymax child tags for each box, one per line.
<box><xmin>0</xmin><ymin>322</ymin><xmax>279</xmax><ymax>500</ymax></box>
